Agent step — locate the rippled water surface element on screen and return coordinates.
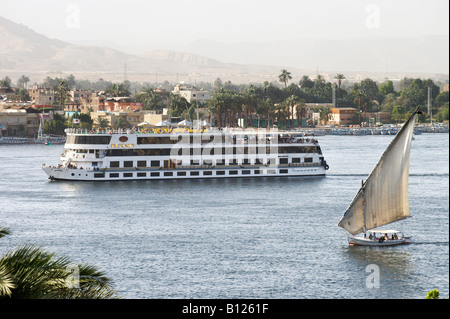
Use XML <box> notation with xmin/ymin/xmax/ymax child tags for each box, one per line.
<box><xmin>0</xmin><ymin>133</ymin><xmax>448</xmax><ymax>299</ymax></box>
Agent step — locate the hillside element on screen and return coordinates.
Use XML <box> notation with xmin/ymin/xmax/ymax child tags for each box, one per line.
<box><xmin>0</xmin><ymin>16</ymin><xmax>447</xmax><ymax>85</ymax></box>
<box><xmin>0</xmin><ymin>16</ymin><xmax>287</xmax><ymax>83</ymax></box>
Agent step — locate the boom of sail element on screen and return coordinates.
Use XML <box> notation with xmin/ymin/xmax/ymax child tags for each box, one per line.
<box><xmin>338</xmin><ymin>109</ymin><xmax>420</xmax><ymax>235</ymax></box>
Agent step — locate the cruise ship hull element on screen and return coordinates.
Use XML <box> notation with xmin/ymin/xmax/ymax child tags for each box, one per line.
<box><xmin>43</xmin><ymin>165</ymin><xmax>327</xmax><ymax>181</ymax></box>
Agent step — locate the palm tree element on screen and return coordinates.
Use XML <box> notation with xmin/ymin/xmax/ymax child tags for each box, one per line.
<box><xmin>242</xmin><ymin>89</ymin><xmax>258</xmax><ymax>127</ymax></box>
<box><xmin>334</xmin><ymin>73</ymin><xmax>345</xmax><ymax>89</ymax></box>
<box><xmin>352</xmin><ymin>89</ymin><xmax>368</xmax><ymax>125</ymax></box>
<box><xmin>278</xmin><ymin>69</ymin><xmax>292</xmax><ymax>88</ymax></box>
<box><xmin>95</xmin><ymin>117</ymin><xmax>110</xmax><ymax>129</ymax></box>
<box><xmin>17</xmin><ymin>75</ymin><xmax>30</xmax><ymax>89</ymax></box>
<box><xmin>299</xmin><ymin>75</ymin><xmax>313</xmax><ymax>89</ymax></box>
<box><xmin>295</xmin><ymin>98</ymin><xmax>306</xmax><ymax>128</ymax></box>
<box><xmin>106</xmin><ymin>83</ymin><xmax>131</xmax><ymax>97</ymax></box>
<box><xmin>55</xmin><ymin>80</ymin><xmax>71</xmax><ymax>109</ymax></box>
<box><xmin>285</xmin><ymin>95</ymin><xmax>300</xmax><ymax>128</ymax></box>
<box><xmin>0</xmin><ymin>228</ymin><xmax>117</xmax><ymax>299</ymax></box>
<box><xmin>318</xmin><ymin>106</ymin><xmax>332</xmax><ymax>125</ymax></box>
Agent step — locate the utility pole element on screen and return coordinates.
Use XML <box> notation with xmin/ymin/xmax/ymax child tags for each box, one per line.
<box><xmin>428</xmin><ymin>86</ymin><xmax>432</xmax><ymax>124</ymax></box>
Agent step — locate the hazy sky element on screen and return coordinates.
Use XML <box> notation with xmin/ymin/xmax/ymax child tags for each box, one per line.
<box><xmin>2</xmin><ymin>0</ymin><xmax>449</xmax><ymax>53</ymax></box>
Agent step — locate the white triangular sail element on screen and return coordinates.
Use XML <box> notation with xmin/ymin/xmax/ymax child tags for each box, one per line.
<box><xmin>338</xmin><ymin>110</ymin><xmax>420</xmax><ymax>235</ymax></box>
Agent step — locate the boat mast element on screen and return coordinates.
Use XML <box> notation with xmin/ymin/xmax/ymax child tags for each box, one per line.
<box><xmin>362</xmin><ymin>179</ymin><xmax>366</xmax><ymax>234</ymax></box>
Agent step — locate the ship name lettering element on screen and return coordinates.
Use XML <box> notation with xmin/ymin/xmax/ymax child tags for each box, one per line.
<box><xmin>111</xmin><ymin>143</ymin><xmax>135</xmax><ymax>148</ymax></box>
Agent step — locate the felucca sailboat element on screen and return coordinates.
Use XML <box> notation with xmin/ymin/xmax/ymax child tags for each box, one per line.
<box><xmin>337</xmin><ymin>109</ymin><xmax>422</xmax><ymax>246</ymax></box>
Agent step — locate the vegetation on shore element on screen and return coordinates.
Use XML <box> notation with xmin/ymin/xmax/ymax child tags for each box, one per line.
<box><xmin>2</xmin><ymin>70</ymin><xmax>449</xmax><ymax>131</ymax></box>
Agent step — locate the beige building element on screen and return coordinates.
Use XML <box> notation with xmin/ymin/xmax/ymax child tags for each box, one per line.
<box><xmin>65</xmin><ymin>91</ymin><xmax>105</xmax><ymax>114</ymax></box>
<box><xmin>328</xmin><ymin>107</ymin><xmax>358</xmax><ymax>125</ymax></box>
<box><xmin>28</xmin><ymin>86</ymin><xmax>54</xmax><ymax>105</ymax></box>
<box><xmin>0</xmin><ymin>107</ymin><xmax>51</xmax><ymax>136</ymax></box>
<box><xmin>91</xmin><ymin>111</ymin><xmax>146</xmax><ymax>129</ymax></box>
<box><xmin>172</xmin><ymin>84</ymin><xmax>210</xmax><ymax>104</ymax></box>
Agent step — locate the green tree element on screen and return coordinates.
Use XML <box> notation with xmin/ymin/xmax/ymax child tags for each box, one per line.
<box><xmin>278</xmin><ymin>69</ymin><xmax>292</xmax><ymax>88</ymax></box>
<box><xmin>17</xmin><ymin>75</ymin><xmax>30</xmax><ymax>89</ymax></box>
<box><xmin>95</xmin><ymin>117</ymin><xmax>110</xmax><ymax>129</ymax></box>
<box><xmin>0</xmin><ymin>228</ymin><xmax>117</xmax><ymax>299</ymax></box>
<box><xmin>55</xmin><ymin>80</ymin><xmax>71</xmax><ymax>109</ymax></box>
<box><xmin>318</xmin><ymin>105</ymin><xmax>332</xmax><ymax>125</ymax></box>
<box><xmin>242</xmin><ymin>88</ymin><xmax>258</xmax><ymax>127</ymax></box>
<box><xmin>352</xmin><ymin>89</ymin><xmax>369</xmax><ymax>125</ymax></box>
<box><xmin>434</xmin><ymin>91</ymin><xmax>449</xmax><ymax>108</ymax></box>
<box><xmin>334</xmin><ymin>73</ymin><xmax>345</xmax><ymax>89</ymax></box>
<box><xmin>106</xmin><ymin>83</ymin><xmax>131</xmax><ymax>97</ymax></box>
<box><xmin>284</xmin><ymin>95</ymin><xmax>300</xmax><ymax>128</ymax></box>
<box><xmin>299</xmin><ymin>75</ymin><xmax>313</xmax><ymax>89</ymax></box>
<box><xmin>0</xmin><ymin>76</ymin><xmax>12</xmax><ymax>87</ymax></box>
<box><xmin>425</xmin><ymin>289</ymin><xmax>440</xmax><ymax>299</ymax></box>
<box><xmin>167</xmin><ymin>93</ymin><xmax>190</xmax><ymax>117</ymax></box>
<box><xmin>16</xmin><ymin>88</ymin><xmax>31</xmax><ymax>102</ymax></box>
<box><xmin>44</xmin><ymin>113</ymin><xmax>66</xmax><ymax>135</ymax></box>
<box><xmin>135</xmin><ymin>88</ymin><xmax>165</xmax><ymax>111</ymax></box>
<box><xmin>391</xmin><ymin>105</ymin><xmax>405</xmax><ymax>123</ymax></box>
<box><xmin>379</xmin><ymin>80</ymin><xmax>395</xmax><ymax>97</ymax></box>
<box><xmin>295</xmin><ymin>98</ymin><xmax>306</xmax><ymax>128</ymax></box>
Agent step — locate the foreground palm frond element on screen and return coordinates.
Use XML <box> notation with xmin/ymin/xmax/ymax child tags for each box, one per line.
<box><xmin>0</xmin><ymin>227</ymin><xmax>11</xmax><ymax>239</ymax></box>
<box><xmin>0</xmin><ymin>244</ymin><xmax>118</xmax><ymax>299</ymax></box>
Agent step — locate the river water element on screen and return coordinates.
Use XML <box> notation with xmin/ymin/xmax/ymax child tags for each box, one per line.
<box><xmin>0</xmin><ymin>133</ymin><xmax>448</xmax><ymax>299</ymax></box>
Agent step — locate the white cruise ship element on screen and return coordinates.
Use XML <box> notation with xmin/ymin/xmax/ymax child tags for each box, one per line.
<box><xmin>42</xmin><ymin>128</ymin><xmax>329</xmax><ymax>181</ymax></box>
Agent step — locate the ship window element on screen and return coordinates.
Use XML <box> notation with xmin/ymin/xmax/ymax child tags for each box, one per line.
<box><xmin>124</xmin><ymin>173</ymin><xmax>133</xmax><ymax>177</ymax></box>
<box><xmin>203</xmin><ymin>160</ymin><xmax>212</xmax><ymax>165</ymax></box>
<box><xmin>73</xmin><ymin>136</ymin><xmax>112</xmax><ymax>144</ymax></box>
<box><xmin>292</xmin><ymin>158</ymin><xmax>301</xmax><ymax>163</ymax></box>
<box><xmin>124</xmin><ymin>161</ymin><xmax>133</xmax><ymax>167</ymax></box>
<box><xmin>190</xmin><ymin>171</ymin><xmax>199</xmax><ymax>176</ymax></box>
<box><xmin>255</xmin><ymin>158</ymin><xmax>264</xmax><ymax>165</ymax></box>
<box><xmin>280</xmin><ymin>169</ymin><xmax>288</xmax><ymax>174</ymax></box>
<box><xmin>151</xmin><ymin>172</ymin><xmax>160</xmax><ymax>177</ymax></box>
<box><xmin>150</xmin><ymin>160</ymin><xmax>160</xmax><ymax>167</ymax></box>
<box><xmin>216</xmin><ymin>171</ymin><xmax>225</xmax><ymax>175</ymax></box>
<box><xmin>216</xmin><ymin>159</ymin><xmax>225</xmax><ymax>165</ymax></box>
<box><xmin>304</xmin><ymin>157</ymin><xmax>313</xmax><ymax>163</ymax></box>
<box><xmin>242</xmin><ymin>170</ymin><xmax>251</xmax><ymax>175</ymax></box>
<box><xmin>190</xmin><ymin>160</ymin><xmax>200</xmax><ymax>165</ymax></box>
<box><xmin>110</xmin><ymin>161</ymin><xmax>119</xmax><ymax>168</ymax></box>
<box><xmin>203</xmin><ymin>171</ymin><xmax>212</xmax><ymax>176</ymax></box>
<box><xmin>254</xmin><ymin>170</ymin><xmax>261</xmax><ymax>174</ymax></box>
<box><xmin>229</xmin><ymin>170</ymin><xmax>238</xmax><ymax>175</ymax></box>
<box><xmin>279</xmin><ymin>158</ymin><xmax>288</xmax><ymax>164</ymax></box>
<box><xmin>267</xmin><ymin>169</ymin><xmax>276</xmax><ymax>174</ymax></box>
<box><xmin>229</xmin><ymin>159</ymin><xmax>237</xmax><ymax>165</ymax></box>
<box><xmin>137</xmin><ymin>161</ymin><xmax>146</xmax><ymax>167</ymax></box>
<box><xmin>164</xmin><ymin>172</ymin><xmax>173</xmax><ymax>176</ymax></box>
<box><xmin>177</xmin><ymin>172</ymin><xmax>186</xmax><ymax>176</ymax></box>
<box><xmin>137</xmin><ymin>172</ymin><xmax>146</xmax><ymax>177</ymax></box>
<box><xmin>94</xmin><ymin>173</ymin><xmax>105</xmax><ymax>178</ymax></box>
<box><xmin>110</xmin><ymin>173</ymin><xmax>119</xmax><ymax>178</ymax></box>
<box><xmin>243</xmin><ymin>159</ymin><xmax>250</xmax><ymax>164</ymax></box>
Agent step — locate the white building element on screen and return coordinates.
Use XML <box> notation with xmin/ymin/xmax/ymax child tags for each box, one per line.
<box><xmin>172</xmin><ymin>84</ymin><xmax>210</xmax><ymax>104</ymax></box>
